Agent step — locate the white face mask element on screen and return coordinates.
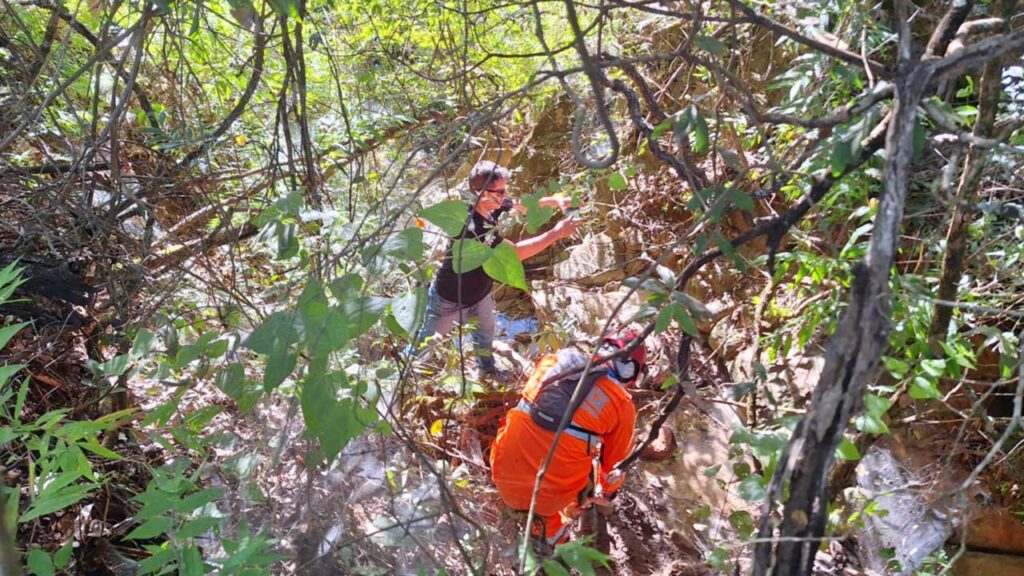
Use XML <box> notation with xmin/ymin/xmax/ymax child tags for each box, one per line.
<box><xmin>597</xmin><ymin>342</ymin><xmax>637</xmax><ymax>381</ymax></box>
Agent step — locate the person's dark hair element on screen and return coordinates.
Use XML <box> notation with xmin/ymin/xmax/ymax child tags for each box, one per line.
<box><xmin>468</xmin><ymin>161</ymin><xmax>511</xmax><ymax>192</ymax></box>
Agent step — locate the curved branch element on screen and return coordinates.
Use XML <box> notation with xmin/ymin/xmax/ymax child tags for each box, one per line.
<box><xmin>178</xmin><ymin>16</ymin><xmax>267</xmax><ymax>167</ymax></box>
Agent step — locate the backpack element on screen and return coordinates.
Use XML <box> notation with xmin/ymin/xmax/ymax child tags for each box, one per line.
<box><xmin>525</xmin><ymin>349</ymin><xmax>606</xmax><ymax>441</ymax></box>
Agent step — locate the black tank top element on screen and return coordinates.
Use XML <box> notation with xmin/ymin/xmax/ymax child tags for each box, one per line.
<box><xmin>435</xmin><ymin>209</ymin><xmax>504</xmax><ymax>306</ymax></box>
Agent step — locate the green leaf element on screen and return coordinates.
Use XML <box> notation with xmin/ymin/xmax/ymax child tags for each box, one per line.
<box><xmin>855</xmin><ymin>412</ymin><xmax>890</xmax><ymax>435</ymax></box>
<box><xmin>694</xmin><ymin>34</ymin><xmax>727</xmax><ymax>56</ymax></box>
<box><xmin>243</xmin><ymin>311</ymin><xmax>298</xmax><ymax>356</ymax></box>
<box><xmin>737</xmin><ymin>474</ymin><xmax>766</xmax><ymax>502</ymax></box>
<box><xmin>20</xmin><ymin>483</ymin><xmax>96</xmax><ymax>522</ymax></box>
<box><xmin>450</xmin><ymin>239</ymin><xmax>494</xmax><ymax>273</ymax></box>
<box><xmin>835</xmin><ymin>437</ymin><xmax>861</xmax><ymax>461</ymax></box>
<box><xmin>90</xmin><ymin>354</ymin><xmax>131</xmax><ymax>378</ymax></box>
<box><xmin>53</xmin><ymin>539</ymin><xmax>74</xmax><ymax>568</ymax></box>
<box><xmin>419</xmin><ymin>200</ymin><xmax>469</xmax><ymax>237</ymax></box>
<box><xmin>920</xmin><ymin>359</ymin><xmax>946</xmax><ymax>378</ymax></box>
<box><xmin>607</xmin><ymin>172</ymin><xmax>628</xmax><ymax>191</ymax></box>
<box><xmin>0</xmin><ymin>364</ymin><xmax>24</xmax><ymax>390</ymax></box>
<box><xmin>383</xmin><ymin>227</ymin><xmax>424</xmax><ymax>261</ymax></box>
<box><xmin>541</xmin><ymin>559</ymin><xmax>571</xmax><ymax>576</ymax></box>
<box><xmin>830</xmin><ymin>136</ymin><xmax>853</xmax><ymax>177</ymax></box>
<box><xmin>264</xmin><ymin>351</ymin><xmax>297</xmax><ymax>391</ymax></box>
<box><xmin>728</xmin><ymin>510</ymin><xmax>755</xmax><ymax>537</ymax></box>
<box><xmin>482</xmin><ymin>242</ymin><xmax>527</xmax><ymax>291</ymax></box>
<box><xmin>691</xmin><ymin>108</ymin><xmax>709</xmax><ymax>154</ymax></box>
<box><xmin>674</xmin><ymin>306</ymin><xmax>700</xmax><ymax>337</ymax></box>
<box><xmin>302</xmin><ymin>372</ymin><xmax>371</xmax><ymax>461</ymax></box>
<box><xmin>651</xmin><ymin>118</ymin><xmax>673</xmax><ymax>140</ymax></box>
<box><xmin>522</xmin><ymin>192</ymin><xmax>557</xmax><ymax>234</ymax></box>
<box><xmin>137</xmin><ymin>545</ymin><xmax>175</xmax><ymax>574</ymax></box>
<box><xmin>909</xmin><ymin>376</ymin><xmax>941</xmax><ymax>400</ymax></box>
<box><xmin>27</xmin><ymin>549</ymin><xmax>54</xmax><ymax>576</ymax></box>
<box><xmin>863</xmin><ymin>393</ymin><xmax>892</xmax><ymax>417</ymax></box>
<box><xmin>882</xmin><ymin>356</ymin><xmax>910</xmax><ymax>378</ymax></box>
<box><xmin>655</xmin><ymin>305</ymin><xmax>675</xmax><ymax>333</ymax></box>
<box><xmin>728</xmin><ymin>188</ymin><xmax>754</xmax><ymax>211</ymax></box>
<box><xmin>130</xmin><ymin>329</ymin><xmax>157</xmax><ymax>359</ymax></box>
<box><xmin>78</xmin><ymin>441</ymin><xmax>122</xmax><ymax>460</ymax></box>
<box><xmin>178</xmin><ymin>516</ymin><xmax>220</xmax><ymax>539</ymax></box>
<box><xmin>178</xmin><ymin>488</ymin><xmax>224</xmax><ymax>514</ymax></box>
<box><xmin>391</xmin><ymin>288</ymin><xmax>428</xmax><ymax>336</ymax></box>
<box><xmin>555</xmin><ymin>540</ymin><xmax>610</xmax><ymax>576</ymax></box>
<box><xmin>126</xmin><ymin>516</ymin><xmax>173</xmax><ymax>540</ymax></box>
<box><xmin>912</xmin><ymin>120</ymin><xmax>927</xmax><ymax>159</ymax></box>
<box><xmin>181</xmin><ymin>545</ymin><xmax>204</xmax><ymax>576</ymax></box>
<box><xmin>0</xmin><ymin>321</ymin><xmax>28</xmax><ymax>351</ymax></box>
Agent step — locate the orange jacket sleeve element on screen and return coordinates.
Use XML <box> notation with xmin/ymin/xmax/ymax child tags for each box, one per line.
<box><xmin>599</xmin><ymin>386</ymin><xmax>636</xmax><ymax>495</ymax></box>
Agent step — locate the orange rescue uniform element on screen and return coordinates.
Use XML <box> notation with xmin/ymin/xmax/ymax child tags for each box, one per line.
<box><xmin>489</xmin><ymin>353</ymin><xmax>636</xmax><ymax>540</ymax></box>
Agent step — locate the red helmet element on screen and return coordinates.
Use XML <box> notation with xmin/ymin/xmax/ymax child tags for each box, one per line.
<box><xmin>599</xmin><ymin>329</ymin><xmax>646</xmax><ymax>382</ymax></box>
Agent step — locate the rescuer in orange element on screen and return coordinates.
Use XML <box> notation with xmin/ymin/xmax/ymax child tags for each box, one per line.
<box><xmin>489</xmin><ymin>330</ymin><xmax>645</xmax><ymax>549</ymax></box>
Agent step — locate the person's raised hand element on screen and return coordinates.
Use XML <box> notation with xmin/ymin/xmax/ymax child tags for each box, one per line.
<box><xmin>553</xmin><ymin>218</ymin><xmax>579</xmax><ymax>239</ymax></box>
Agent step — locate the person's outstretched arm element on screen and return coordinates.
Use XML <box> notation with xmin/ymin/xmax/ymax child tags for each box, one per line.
<box><xmin>510</xmin><ymin>218</ymin><xmax>577</xmax><ymax>261</ymax></box>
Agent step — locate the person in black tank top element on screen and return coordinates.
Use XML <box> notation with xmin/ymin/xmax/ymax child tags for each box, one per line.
<box><xmin>411</xmin><ymin>161</ymin><xmax>580</xmax><ymax>379</ymax></box>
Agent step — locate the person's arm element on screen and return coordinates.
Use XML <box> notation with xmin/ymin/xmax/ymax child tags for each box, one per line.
<box><xmin>510</xmin><ymin>218</ymin><xmax>577</xmax><ymax>261</ymax></box>
<box><xmin>599</xmin><ymin>395</ymin><xmax>636</xmax><ymax>495</ymax></box>
<box><xmin>512</xmin><ymin>195</ymin><xmax>576</xmax><ymax>215</ymax></box>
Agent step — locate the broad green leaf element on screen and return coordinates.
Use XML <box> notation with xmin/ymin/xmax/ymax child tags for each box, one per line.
<box><xmin>728</xmin><ymin>510</ymin><xmax>755</xmax><ymax>537</ymax></box>
<box><xmin>53</xmin><ymin>539</ymin><xmax>74</xmax><ymax>568</ymax></box>
<box><xmin>178</xmin><ymin>516</ymin><xmax>221</xmax><ymax>539</ymax></box>
<box><xmin>418</xmin><ymin>200</ymin><xmax>469</xmax><ymax>236</ymax></box>
<box><xmin>137</xmin><ymin>545</ymin><xmax>175</xmax><ymax>574</ymax></box>
<box><xmin>91</xmin><ymin>354</ymin><xmax>131</xmax><ymax>378</ymax></box>
<box><xmin>126</xmin><ymin>516</ymin><xmax>173</xmax><ymax>540</ymax></box>
<box><xmin>555</xmin><ymin>539</ymin><xmax>611</xmax><ymax>576</ymax></box>
<box><xmin>382</xmin><ymin>227</ymin><xmax>424</xmax><ymax>261</ymax></box>
<box><xmin>655</xmin><ymin>304</ymin><xmax>675</xmax><ymax>333</ymax></box>
<box><xmin>909</xmin><ymin>376</ymin><xmax>941</xmax><ymax>400</ymax></box>
<box><xmin>855</xmin><ymin>412</ymin><xmax>890</xmax><ymax>435</ymax></box>
<box><xmin>135</xmin><ymin>489</ymin><xmax>178</xmax><ymax>520</ymax></box>
<box><xmin>737</xmin><ymin>474</ymin><xmax>766</xmax><ymax>502</ymax></box>
<box><xmin>835</xmin><ymin>437</ymin><xmax>861</xmax><ymax>461</ymax></box>
<box><xmin>482</xmin><ymin>242</ymin><xmax>527</xmax><ymax>291</ymax></box>
<box><xmin>728</xmin><ymin>188</ymin><xmax>754</xmax><ymax>211</ymax></box>
<box><xmin>299</xmin><ymin>281</ymin><xmax>349</xmax><ymax>354</ymax></box>
<box><xmin>391</xmin><ymin>288</ymin><xmax>427</xmax><ymax>336</ymax></box>
<box><xmin>243</xmin><ymin>311</ymin><xmax>298</xmax><ymax>356</ymax></box>
<box><xmin>607</xmin><ymin>172</ymin><xmax>628</xmax><ymax>191</ymax></box>
<box><xmin>830</xmin><ymin>136</ymin><xmax>853</xmax><ymax>177</ymax></box>
<box><xmin>302</xmin><ymin>372</ymin><xmax>371</xmax><ymax>461</ymax></box>
<box><xmin>343</xmin><ymin>296</ymin><xmax>387</xmax><ymax>339</ymax></box>
<box><xmin>178</xmin><ymin>488</ymin><xmax>224</xmax><ymax>514</ymax></box>
<box><xmin>522</xmin><ymin>192</ymin><xmax>556</xmax><ymax>234</ymax></box>
<box><xmin>920</xmin><ymin>359</ymin><xmax>946</xmax><ymax>378</ymax></box>
<box><xmin>651</xmin><ymin>118</ymin><xmax>673</xmax><ymax>140</ymax></box>
<box><xmin>264</xmin><ymin>351</ymin><xmax>297</xmax><ymax>391</ymax></box>
<box><xmin>542</xmin><ymin>559</ymin><xmax>571</xmax><ymax>576</ymax></box>
<box><xmin>450</xmin><ymin>239</ymin><xmax>494</xmax><ymax>273</ymax></box>
<box><xmin>912</xmin><ymin>120</ymin><xmax>926</xmax><ymax>158</ymax></box>
<box><xmin>328</xmin><ymin>274</ymin><xmax>363</xmax><ymax>302</ymax></box>
<box><xmin>863</xmin><ymin>393</ymin><xmax>892</xmax><ymax>417</ymax></box>
<box><xmin>674</xmin><ymin>306</ymin><xmax>700</xmax><ymax>337</ymax></box>
<box><xmin>130</xmin><ymin>329</ymin><xmax>156</xmax><ymax>358</ymax></box>
<box><xmin>882</xmin><ymin>356</ymin><xmax>910</xmax><ymax>378</ymax></box>
<box><xmin>27</xmin><ymin>548</ymin><xmax>54</xmax><ymax>576</ymax></box>
<box><xmin>692</xmin><ymin>108</ymin><xmax>709</xmax><ymax>154</ymax></box>
<box><xmin>694</xmin><ymin>34</ymin><xmax>727</xmax><ymax>56</ymax></box>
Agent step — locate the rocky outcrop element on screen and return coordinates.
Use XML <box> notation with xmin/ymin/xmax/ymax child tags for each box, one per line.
<box><xmin>552</xmin><ymin>232</ymin><xmax>624</xmax><ymax>286</ymax></box>
<box><xmin>530</xmin><ymin>281</ymin><xmax>645</xmax><ymax>334</ymax></box>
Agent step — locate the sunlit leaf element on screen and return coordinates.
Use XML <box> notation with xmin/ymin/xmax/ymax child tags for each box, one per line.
<box><xmin>482</xmin><ymin>242</ymin><xmax>527</xmax><ymax>291</ymax></box>
<box><xmin>419</xmin><ymin>200</ymin><xmax>469</xmax><ymax>236</ymax></box>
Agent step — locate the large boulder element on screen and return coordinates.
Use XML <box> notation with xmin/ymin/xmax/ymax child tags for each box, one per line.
<box><xmin>552</xmin><ymin>232</ymin><xmax>624</xmax><ymax>286</ymax></box>
<box><xmin>852</xmin><ymin>446</ymin><xmax>961</xmax><ymax>574</ymax></box>
<box><xmin>531</xmin><ymin>281</ymin><xmax>645</xmax><ymax>334</ymax></box>
<box><xmin>963</xmin><ymin>508</ymin><xmax>1024</xmax><ymax>556</ymax></box>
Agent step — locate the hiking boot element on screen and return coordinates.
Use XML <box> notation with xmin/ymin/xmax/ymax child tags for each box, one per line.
<box><xmin>482</xmin><ymin>367</ymin><xmax>512</xmax><ymax>384</ymax></box>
